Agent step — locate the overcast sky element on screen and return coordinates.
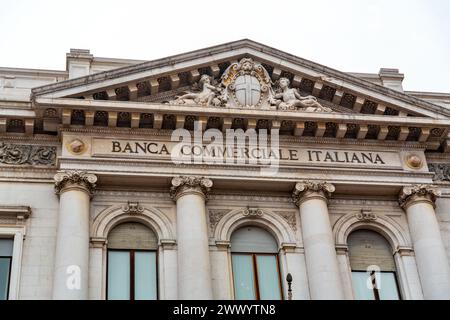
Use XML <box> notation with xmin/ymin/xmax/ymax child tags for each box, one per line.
<box><xmin>1</xmin><ymin>0</ymin><xmax>449</xmax><ymax>92</ymax></box>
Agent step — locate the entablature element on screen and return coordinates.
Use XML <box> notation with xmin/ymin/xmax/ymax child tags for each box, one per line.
<box><xmin>31</xmin><ymin>97</ymin><xmax>450</xmax><ymax>150</ymax></box>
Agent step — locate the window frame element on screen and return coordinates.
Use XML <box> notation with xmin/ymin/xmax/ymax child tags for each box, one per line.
<box><xmin>106</xmin><ymin>248</ymin><xmax>159</xmax><ymax>300</ymax></box>
<box><xmin>0</xmin><ymin>227</ymin><xmax>25</xmax><ymax>300</ymax></box>
<box><xmin>351</xmin><ymin>269</ymin><xmax>402</xmax><ymax>300</ymax></box>
<box><xmin>0</xmin><ymin>255</ymin><xmax>12</xmax><ymax>300</ymax></box>
<box><xmin>231</xmin><ymin>251</ymin><xmax>283</xmax><ymax>300</ymax></box>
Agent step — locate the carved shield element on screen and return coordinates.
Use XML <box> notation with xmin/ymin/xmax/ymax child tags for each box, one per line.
<box><xmin>234</xmin><ymin>75</ymin><xmax>261</xmax><ymax>106</ymax></box>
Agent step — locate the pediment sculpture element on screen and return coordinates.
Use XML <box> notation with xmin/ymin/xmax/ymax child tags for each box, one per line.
<box><xmin>169</xmin><ymin>58</ymin><xmax>332</xmax><ymax>113</ymax></box>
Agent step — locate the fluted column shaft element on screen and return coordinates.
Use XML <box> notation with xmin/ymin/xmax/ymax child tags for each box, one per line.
<box><xmin>293</xmin><ymin>181</ymin><xmax>344</xmax><ymax>299</ymax></box>
<box><xmin>400</xmin><ymin>185</ymin><xmax>450</xmax><ymax>299</ymax></box>
<box><xmin>171</xmin><ymin>176</ymin><xmax>213</xmax><ymax>299</ymax></box>
<box><xmin>53</xmin><ymin>171</ymin><xmax>97</xmax><ymax>300</ymax></box>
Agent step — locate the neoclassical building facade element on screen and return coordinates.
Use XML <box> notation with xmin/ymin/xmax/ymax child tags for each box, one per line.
<box><xmin>0</xmin><ymin>40</ymin><xmax>450</xmax><ymax>300</ymax></box>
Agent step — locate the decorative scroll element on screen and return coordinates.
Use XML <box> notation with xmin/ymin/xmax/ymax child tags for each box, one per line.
<box><xmin>170</xmin><ymin>176</ymin><xmax>213</xmax><ymax>200</ymax></box>
<box><xmin>355</xmin><ymin>209</ymin><xmax>377</xmax><ymax>221</ymax></box>
<box><xmin>292</xmin><ymin>180</ymin><xmax>335</xmax><ymax>205</ymax></box>
<box><xmin>242</xmin><ymin>207</ymin><xmax>263</xmax><ymax>218</ymax></box>
<box><xmin>0</xmin><ymin>142</ymin><xmax>56</xmax><ymax>166</ymax></box>
<box><xmin>122</xmin><ymin>201</ymin><xmax>144</xmax><ymax>215</ymax></box>
<box><xmin>398</xmin><ymin>184</ymin><xmax>441</xmax><ymax>208</ymax></box>
<box><xmin>54</xmin><ymin>171</ymin><xmax>97</xmax><ymax>195</ymax></box>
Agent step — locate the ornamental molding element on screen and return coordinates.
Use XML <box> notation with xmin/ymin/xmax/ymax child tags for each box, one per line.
<box><xmin>292</xmin><ymin>181</ymin><xmax>335</xmax><ymax>206</ymax></box>
<box><xmin>209</xmin><ymin>194</ymin><xmax>292</xmax><ymax>203</ymax></box>
<box><xmin>0</xmin><ymin>206</ymin><xmax>31</xmax><ymax>226</ymax></box>
<box><xmin>0</xmin><ymin>135</ymin><xmax>59</xmax><ymax>142</ymax></box>
<box><xmin>428</xmin><ymin>163</ymin><xmax>450</xmax><ymax>182</ymax></box>
<box><xmin>0</xmin><ymin>142</ymin><xmax>56</xmax><ymax>166</ymax></box>
<box><xmin>398</xmin><ymin>184</ymin><xmax>441</xmax><ymax>209</ymax></box>
<box><xmin>93</xmin><ymin>190</ymin><xmax>171</xmax><ymax>199</ymax></box>
<box><xmin>170</xmin><ymin>176</ymin><xmax>213</xmax><ymax>200</ymax></box>
<box><xmin>59</xmin><ymin>156</ymin><xmax>433</xmax><ymax>182</ymax></box>
<box><xmin>59</xmin><ymin>127</ymin><xmax>428</xmax><ymax>150</ymax></box>
<box><xmin>54</xmin><ymin>170</ymin><xmax>98</xmax><ymax>196</ymax></box>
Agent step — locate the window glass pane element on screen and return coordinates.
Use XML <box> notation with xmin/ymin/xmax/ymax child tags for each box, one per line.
<box><xmin>348</xmin><ymin>230</ymin><xmax>396</xmax><ymax>271</ymax></box>
<box><xmin>107</xmin><ymin>251</ymin><xmax>130</xmax><ymax>300</ymax></box>
<box><xmin>108</xmin><ymin>223</ymin><xmax>158</xmax><ymax>250</ymax></box>
<box><xmin>378</xmin><ymin>272</ymin><xmax>400</xmax><ymax>300</ymax></box>
<box><xmin>0</xmin><ymin>258</ymin><xmax>11</xmax><ymax>300</ymax></box>
<box><xmin>231</xmin><ymin>227</ymin><xmax>278</xmax><ymax>253</ymax></box>
<box><xmin>351</xmin><ymin>271</ymin><xmax>375</xmax><ymax>300</ymax></box>
<box><xmin>0</xmin><ymin>239</ymin><xmax>13</xmax><ymax>256</ymax></box>
<box><xmin>256</xmin><ymin>255</ymin><xmax>281</xmax><ymax>300</ymax></box>
<box><xmin>232</xmin><ymin>254</ymin><xmax>256</xmax><ymax>300</ymax></box>
<box><xmin>134</xmin><ymin>251</ymin><xmax>157</xmax><ymax>300</ymax></box>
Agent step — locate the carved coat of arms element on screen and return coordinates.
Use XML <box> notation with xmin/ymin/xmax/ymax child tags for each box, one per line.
<box><xmin>221</xmin><ymin>58</ymin><xmax>275</xmax><ymax>109</ymax></box>
<box><xmin>169</xmin><ymin>57</ymin><xmax>331</xmax><ymax>112</ymax></box>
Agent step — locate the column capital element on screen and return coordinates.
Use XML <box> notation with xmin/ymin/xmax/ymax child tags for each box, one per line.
<box><xmin>398</xmin><ymin>184</ymin><xmax>441</xmax><ymax>209</ymax></box>
<box><xmin>170</xmin><ymin>176</ymin><xmax>213</xmax><ymax>201</ymax></box>
<box><xmin>292</xmin><ymin>181</ymin><xmax>335</xmax><ymax>206</ymax></box>
<box><xmin>54</xmin><ymin>170</ymin><xmax>97</xmax><ymax>196</ymax></box>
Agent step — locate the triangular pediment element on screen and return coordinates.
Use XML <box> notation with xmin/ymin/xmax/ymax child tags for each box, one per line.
<box><xmin>31</xmin><ymin>39</ymin><xmax>450</xmax><ymax>120</ymax></box>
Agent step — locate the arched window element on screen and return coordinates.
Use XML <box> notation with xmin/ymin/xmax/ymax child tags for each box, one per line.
<box><xmin>348</xmin><ymin>230</ymin><xmax>400</xmax><ymax>300</ymax></box>
<box><xmin>107</xmin><ymin>222</ymin><xmax>158</xmax><ymax>300</ymax></box>
<box><xmin>230</xmin><ymin>226</ymin><xmax>282</xmax><ymax>300</ymax></box>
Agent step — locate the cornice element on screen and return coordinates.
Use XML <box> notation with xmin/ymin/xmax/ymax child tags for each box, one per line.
<box><xmin>35</xmin><ymin>97</ymin><xmax>450</xmax><ymax>127</ymax></box>
<box><xmin>30</xmin><ymin>39</ymin><xmax>449</xmax><ymax>118</ymax></box>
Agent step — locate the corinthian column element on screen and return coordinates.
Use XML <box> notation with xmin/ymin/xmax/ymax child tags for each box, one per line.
<box><xmin>170</xmin><ymin>176</ymin><xmax>213</xmax><ymax>299</ymax></box>
<box><xmin>53</xmin><ymin>171</ymin><xmax>97</xmax><ymax>300</ymax></box>
<box><xmin>293</xmin><ymin>181</ymin><xmax>344</xmax><ymax>299</ymax></box>
<box><xmin>399</xmin><ymin>185</ymin><xmax>450</xmax><ymax>299</ymax></box>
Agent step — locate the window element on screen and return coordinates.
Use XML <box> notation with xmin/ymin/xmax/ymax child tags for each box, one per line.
<box><xmin>0</xmin><ymin>239</ymin><xmax>13</xmax><ymax>300</ymax></box>
<box><xmin>348</xmin><ymin>230</ymin><xmax>400</xmax><ymax>300</ymax></box>
<box><xmin>231</xmin><ymin>226</ymin><xmax>282</xmax><ymax>300</ymax></box>
<box><xmin>107</xmin><ymin>222</ymin><xmax>158</xmax><ymax>300</ymax></box>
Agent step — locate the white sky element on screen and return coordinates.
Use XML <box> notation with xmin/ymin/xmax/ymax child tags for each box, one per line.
<box><xmin>1</xmin><ymin>0</ymin><xmax>449</xmax><ymax>92</ymax></box>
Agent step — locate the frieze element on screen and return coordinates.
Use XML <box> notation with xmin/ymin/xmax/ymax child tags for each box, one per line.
<box><xmin>428</xmin><ymin>163</ymin><xmax>450</xmax><ymax>182</ymax></box>
<box><xmin>0</xmin><ymin>142</ymin><xmax>56</xmax><ymax>166</ymax></box>
<box><xmin>90</xmin><ymin>137</ymin><xmax>403</xmax><ymax>170</ymax></box>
